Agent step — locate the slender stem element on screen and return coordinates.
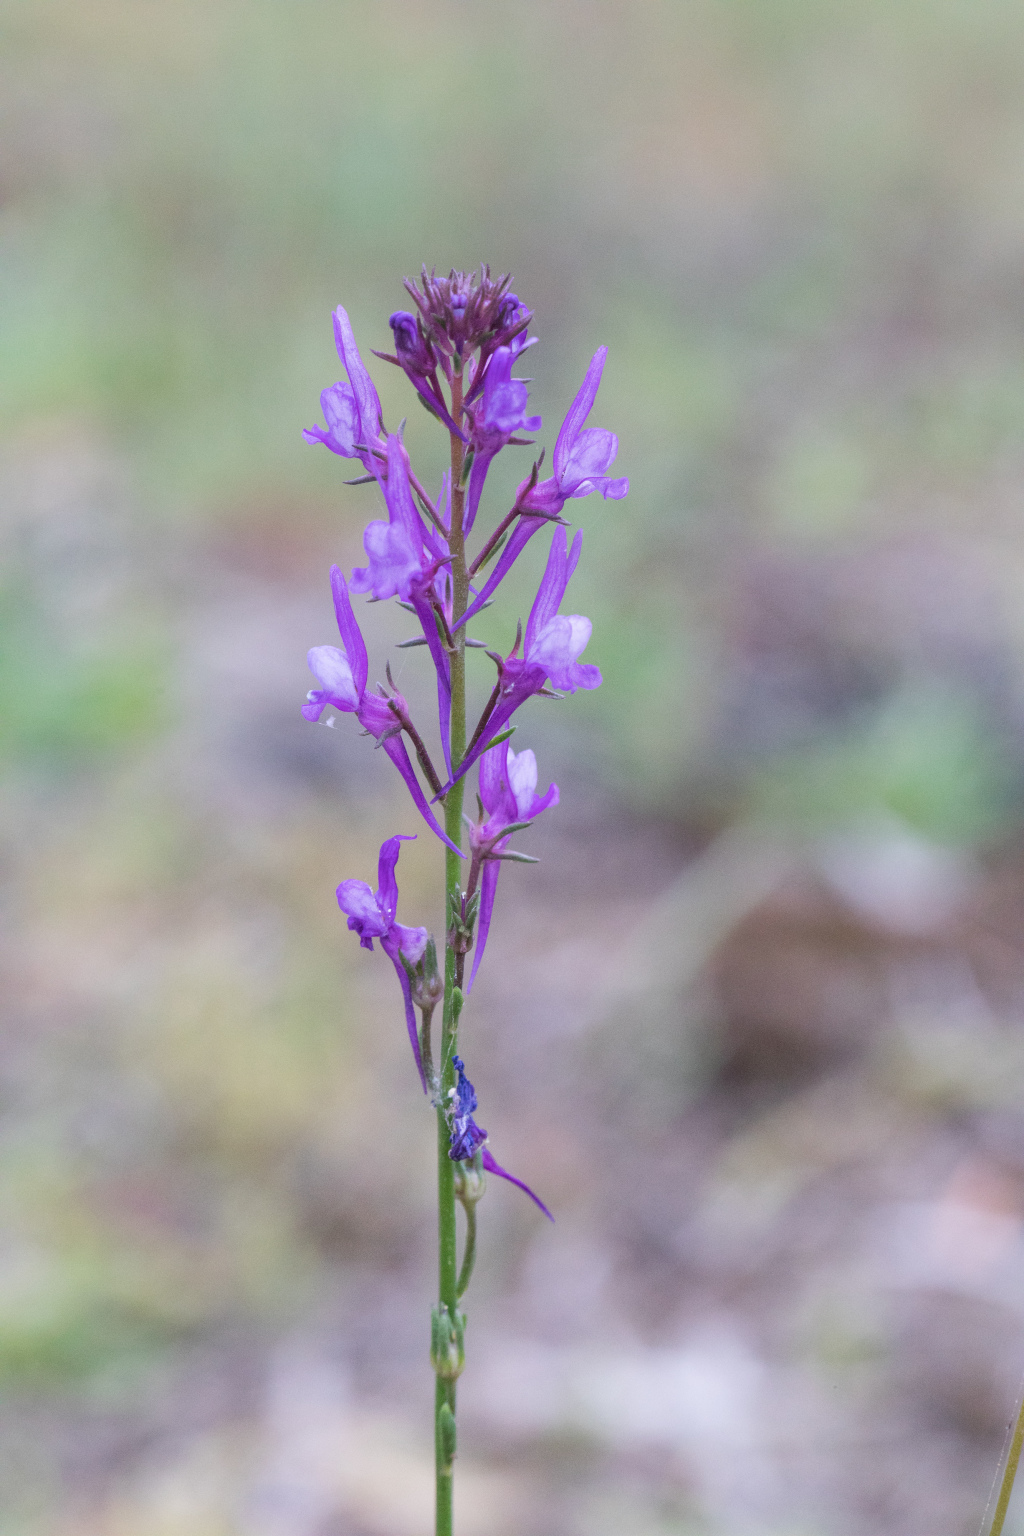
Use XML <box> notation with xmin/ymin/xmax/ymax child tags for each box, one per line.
<box><xmin>987</xmin><ymin>1389</ymin><xmax>1024</xmax><ymax>1536</ymax></box>
<box><xmin>435</xmin><ymin>369</ymin><xmax>467</xmax><ymax>1536</ymax></box>
<box><xmin>456</xmin><ymin>1201</ymin><xmax>477</xmax><ymax>1299</ymax></box>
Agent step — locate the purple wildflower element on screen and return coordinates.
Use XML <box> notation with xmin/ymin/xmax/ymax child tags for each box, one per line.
<box><xmin>302</xmin><ymin>564</ymin><xmax>462</xmax><ymax>854</ymax></box>
<box><xmin>302</xmin><ymin>307</ymin><xmax>384</xmax><ymax>473</ymax></box>
<box><xmin>466</xmin><ymin>740</ymin><xmax>559</xmax><ymax>992</ymax></box>
<box><xmin>442</xmin><ymin>527</ymin><xmax>601</xmax><ymax>792</ymax></box>
<box><xmin>448</xmin><ymin>1056</ymin><xmax>553</xmax><ymax>1220</ymax></box>
<box><xmin>349</xmin><ymin>434</ymin><xmax>455</xmax><ymax>772</ymax></box>
<box><xmin>337</xmin><ymin>835</ymin><xmax>429</xmax><ymax>1089</ymax></box>
<box><xmin>456</xmin><ymin>346</ymin><xmax>628</xmax><ymax>632</ymax></box>
<box><xmin>464</xmin><ymin>345</ymin><xmax>542</xmax><ymax>536</ymax></box>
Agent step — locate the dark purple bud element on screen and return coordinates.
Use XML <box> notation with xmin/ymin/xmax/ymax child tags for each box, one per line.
<box><xmin>389</xmin><ymin>311</ymin><xmax>435</xmax><ymax>376</ymax></box>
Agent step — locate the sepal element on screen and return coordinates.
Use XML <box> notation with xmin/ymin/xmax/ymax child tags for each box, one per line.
<box><xmin>430</xmin><ymin>1304</ymin><xmax>466</xmax><ymax>1380</ymax></box>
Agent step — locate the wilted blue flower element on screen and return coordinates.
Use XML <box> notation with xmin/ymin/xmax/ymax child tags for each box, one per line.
<box><xmin>448</xmin><ymin>1056</ymin><xmax>553</xmax><ymax>1220</ymax></box>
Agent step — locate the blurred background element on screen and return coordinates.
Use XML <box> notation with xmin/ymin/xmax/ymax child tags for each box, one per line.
<box><xmin>8</xmin><ymin>1</ymin><xmax>1024</xmax><ymax>1532</ymax></box>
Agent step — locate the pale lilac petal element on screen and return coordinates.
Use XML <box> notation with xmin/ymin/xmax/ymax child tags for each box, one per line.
<box><xmin>572</xmin><ymin>474</ymin><xmax>629</xmax><ymax>501</ymax></box>
<box><xmin>481</xmin><ymin>1146</ymin><xmax>554</xmax><ymax>1221</ymax></box>
<box><xmin>524</xmin><ymin>527</ymin><xmax>570</xmax><ymax>655</ymax></box>
<box><xmin>552</xmin><ymin>659</ymin><xmax>602</xmax><ymax>693</ymax></box>
<box><xmin>466</xmin><ymin>859</ymin><xmax>501</xmax><ymax>994</ymax></box>
<box><xmin>505</xmin><ymin>746</ymin><xmax>538</xmax><ymax>816</ymax></box>
<box><xmin>350</xmin><ymin>518</ymin><xmax>421</xmax><ymax>600</ymax></box>
<box><xmin>527</xmin><ymin>779</ymin><xmax>560</xmax><ymax>817</ymax></box>
<box><xmin>336</xmin><ymin>878</ymin><xmax>388</xmax><ymax>949</ymax></box>
<box><xmin>307</xmin><ymin>645</ymin><xmax>360</xmax><ymax>708</ymax></box>
<box><xmin>380</xmin><ymin>929</ymin><xmax>427</xmax><ymax>1091</ymax></box>
<box><xmin>329</xmin><ymin>567</ymin><xmax>368</xmax><ymax>697</ymax></box>
<box><xmin>552</xmin><ymin>347</ymin><xmax>607</xmax><ymax>483</ymax></box>
<box><xmin>561</xmin><ymin>427</ymin><xmax>618</xmax><ymax>486</ymax></box>
<box><xmin>478</xmin><ymin>737</ymin><xmax>516</xmax><ymax>821</ymax></box>
<box><xmin>395</xmin><ymin>923</ymin><xmax>428</xmax><ymax>963</ymax></box>
<box><xmin>302</xmin><ymin>690</ymin><xmax>328</xmax><ymax>722</ymax></box>
<box><xmin>333</xmin><ymin>306</ymin><xmax>382</xmax><ymax>442</ymax></box>
<box><xmin>384</xmin><ymin>435</ymin><xmax>425</xmax><ymax>549</ymax></box>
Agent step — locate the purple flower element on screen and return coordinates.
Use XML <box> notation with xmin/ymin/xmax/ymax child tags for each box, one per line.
<box><xmin>302</xmin><ymin>307</ymin><xmax>384</xmax><ymax>472</ymax></box>
<box><xmin>337</xmin><ymin>836</ymin><xmax>429</xmax><ymax>1089</ymax></box>
<box><xmin>302</xmin><ymin>564</ymin><xmax>462</xmax><ymax>855</ymax></box>
<box><xmin>349</xmin><ymin>434</ymin><xmax>455</xmax><ymax>772</ymax></box>
<box><xmin>380</xmin><ymin>312</ymin><xmax>467</xmax><ymax>441</ymax></box>
<box><xmin>464</xmin><ymin>346</ymin><xmax>542</xmax><ymax>536</ymax></box>
<box><xmin>456</xmin><ymin>347</ymin><xmax>628</xmax><ymax>632</ymax></box>
<box><xmin>466</xmin><ymin>740</ymin><xmax>559</xmax><ymax>992</ymax></box>
<box><xmin>448</xmin><ymin>1056</ymin><xmax>553</xmax><ymax>1220</ymax></box>
<box><xmin>442</xmin><ymin>527</ymin><xmax>601</xmax><ymax>792</ymax></box>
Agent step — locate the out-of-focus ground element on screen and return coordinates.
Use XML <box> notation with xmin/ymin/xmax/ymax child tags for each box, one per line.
<box><xmin>7</xmin><ymin>2</ymin><xmax>1024</xmax><ymax>1532</ymax></box>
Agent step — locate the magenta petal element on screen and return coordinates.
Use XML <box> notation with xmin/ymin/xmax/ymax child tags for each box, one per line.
<box><xmin>466</xmin><ymin>858</ymin><xmax>501</xmax><ymax>994</ymax></box>
<box><xmin>553</xmin><ymin>347</ymin><xmax>606</xmax><ymax>483</ymax></box>
<box><xmin>333</xmin><ymin>306</ymin><xmax>382</xmax><ymax>442</ymax></box>
<box><xmin>481</xmin><ymin>1147</ymin><xmax>554</xmax><ymax>1221</ymax></box>
<box><xmin>381</xmin><ymin>929</ymin><xmax>427</xmax><ymax>1092</ymax></box>
<box><xmin>329</xmin><ymin>567</ymin><xmax>369</xmax><ymax>696</ymax></box>
<box><xmin>380</xmin><ymin>735</ymin><xmax>464</xmax><ymax>856</ymax></box>
<box><xmin>478</xmin><ymin>737</ymin><xmax>516</xmax><ymax>822</ymax></box>
<box><xmin>525</xmin><ymin>527</ymin><xmax>570</xmax><ymax>655</ymax></box>
<box><xmin>464</xmin><ymin>444</ymin><xmax>498</xmax><ymax>537</ymax></box>
<box><xmin>376</xmin><ymin>833</ymin><xmax>416</xmax><ymax>924</ymax></box>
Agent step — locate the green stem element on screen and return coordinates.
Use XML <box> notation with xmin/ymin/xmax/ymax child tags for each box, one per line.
<box><xmin>435</xmin><ymin>370</ymin><xmax>468</xmax><ymax>1536</ymax></box>
<box><xmin>988</xmin><ymin>1389</ymin><xmax>1024</xmax><ymax>1536</ymax></box>
<box><xmin>456</xmin><ymin>1200</ymin><xmax>477</xmax><ymax>1299</ymax></box>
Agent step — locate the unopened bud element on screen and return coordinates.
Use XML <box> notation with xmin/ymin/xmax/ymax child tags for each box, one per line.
<box><xmin>430</xmin><ymin>1304</ymin><xmax>466</xmax><ymax>1380</ymax></box>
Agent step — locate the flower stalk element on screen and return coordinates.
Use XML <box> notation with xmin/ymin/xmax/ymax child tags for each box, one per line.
<box><xmin>300</xmin><ymin>268</ymin><xmax>626</xmax><ymax>1536</ymax></box>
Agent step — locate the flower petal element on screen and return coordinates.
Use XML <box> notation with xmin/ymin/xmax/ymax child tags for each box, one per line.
<box><xmin>333</xmin><ymin>306</ymin><xmax>382</xmax><ymax>444</ymax></box>
<box><xmin>376</xmin><ymin>833</ymin><xmax>416</xmax><ymax>925</ymax></box>
<box><xmin>481</xmin><ymin>1147</ymin><xmax>554</xmax><ymax>1221</ymax></box>
<box><xmin>329</xmin><ymin>567</ymin><xmax>369</xmax><ymax>697</ymax></box>
<box><xmin>561</xmin><ymin>427</ymin><xmax>618</xmax><ymax>487</ymax></box>
<box><xmin>524</xmin><ymin>527</ymin><xmax>570</xmax><ymax>656</ymax></box>
<box><xmin>466</xmin><ymin>858</ymin><xmax>500</xmax><ymax>993</ymax></box>
<box><xmin>307</xmin><ymin>645</ymin><xmax>360</xmax><ymax>709</ymax></box>
<box><xmin>380</xmin><ymin>928</ymin><xmax>427</xmax><ymax>1092</ymax></box>
<box><xmin>552</xmin><ymin>347</ymin><xmax>607</xmax><ymax>483</ymax></box>
<box><xmin>336</xmin><ymin>878</ymin><xmax>388</xmax><ymax>946</ymax></box>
